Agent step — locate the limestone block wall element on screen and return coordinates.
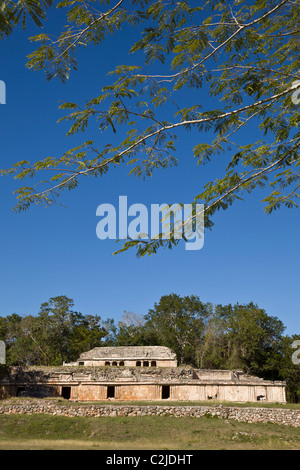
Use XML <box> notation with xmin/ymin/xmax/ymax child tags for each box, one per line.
<box><xmin>0</xmin><ymin>381</ymin><xmax>286</xmax><ymax>403</ymax></box>
<box><xmin>166</xmin><ymin>383</ymin><xmax>285</xmax><ymax>403</ymax></box>
<box><xmin>71</xmin><ymin>384</ymin><xmax>107</xmax><ymax>401</ymax></box>
<box><xmin>196</xmin><ymin>370</ymin><xmax>233</xmax><ymax>380</ymax></box>
<box><xmin>115</xmin><ymin>384</ymin><xmax>161</xmax><ymax>401</ymax></box>
<box><xmin>63</xmin><ymin>382</ymin><xmax>286</xmax><ymax>403</ymax></box>
<box><xmin>0</xmin><ymin>402</ymin><xmax>299</xmax><ymax>427</ymax></box>
<box><xmin>155</xmin><ymin>360</ymin><xmax>178</xmax><ymax>368</ymax></box>
<box><xmin>75</xmin><ymin>360</ymin><xmax>177</xmax><ymax>368</ymax></box>
<box><xmin>71</xmin><ymin>384</ymin><xmax>162</xmax><ymax>401</ymax></box>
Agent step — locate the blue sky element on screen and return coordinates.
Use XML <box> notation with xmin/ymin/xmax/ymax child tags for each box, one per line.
<box><xmin>0</xmin><ymin>10</ymin><xmax>299</xmax><ymax>337</ymax></box>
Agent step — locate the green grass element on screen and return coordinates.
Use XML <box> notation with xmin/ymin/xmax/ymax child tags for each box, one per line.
<box><xmin>0</xmin><ymin>413</ymin><xmax>299</xmax><ymax>450</ymax></box>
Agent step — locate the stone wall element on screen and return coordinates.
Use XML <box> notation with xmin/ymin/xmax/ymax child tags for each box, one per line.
<box><xmin>75</xmin><ymin>346</ymin><xmax>178</xmax><ymax>368</ymax></box>
<box><xmin>77</xmin><ymin>360</ymin><xmax>178</xmax><ymax>367</ymax></box>
<box><xmin>0</xmin><ymin>366</ymin><xmax>286</xmax><ymax>403</ymax></box>
<box><xmin>2</xmin><ymin>382</ymin><xmax>284</xmax><ymax>403</ymax></box>
<box><xmin>0</xmin><ymin>402</ymin><xmax>299</xmax><ymax>427</ymax></box>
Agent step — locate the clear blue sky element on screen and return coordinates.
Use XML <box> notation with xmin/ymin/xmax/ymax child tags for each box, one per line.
<box><xmin>0</xmin><ymin>11</ymin><xmax>299</xmax><ymax>337</ymax></box>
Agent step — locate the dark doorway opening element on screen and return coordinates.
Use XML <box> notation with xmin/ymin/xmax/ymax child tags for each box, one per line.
<box><xmin>16</xmin><ymin>387</ymin><xmax>26</xmax><ymax>397</ymax></box>
<box><xmin>162</xmin><ymin>385</ymin><xmax>170</xmax><ymax>399</ymax></box>
<box><xmin>107</xmin><ymin>386</ymin><xmax>115</xmax><ymax>399</ymax></box>
<box><xmin>257</xmin><ymin>395</ymin><xmax>266</xmax><ymax>401</ymax></box>
<box><xmin>62</xmin><ymin>386</ymin><xmax>71</xmax><ymax>400</ymax></box>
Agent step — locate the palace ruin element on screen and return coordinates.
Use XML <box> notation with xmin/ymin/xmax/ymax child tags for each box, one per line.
<box><xmin>0</xmin><ymin>346</ymin><xmax>286</xmax><ymax>403</ymax></box>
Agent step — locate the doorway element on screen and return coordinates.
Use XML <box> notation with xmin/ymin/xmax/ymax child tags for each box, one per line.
<box><xmin>107</xmin><ymin>386</ymin><xmax>115</xmax><ymax>399</ymax></box>
<box><xmin>61</xmin><ymin>386</ymin><xmax>71</xmax><ymax>400</ymax></box>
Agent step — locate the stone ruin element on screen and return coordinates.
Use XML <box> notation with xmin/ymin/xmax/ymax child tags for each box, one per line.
<box><xmin>0</xmin><ymin>346</ymin><xmax>286</xmax><ymax>403</ymax></box>
<box><xmin>63</xmin><ymin>346</ymin><xmax>178</xmax><ymax>368</ymax></box>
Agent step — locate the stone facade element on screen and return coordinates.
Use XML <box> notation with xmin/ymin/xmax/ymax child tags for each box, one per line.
<box><xmin>0</xmin><ymin>364</ymin><xmax>286</xmax><ymax>404</ymax></box>
<box><xmin>0</xmin><ymin>346</ymin><xmax>287</xmax><ymax>404</ymax></box>
<box><xmin>64</xmin><ymin>346</ymin><xmax>178</xmax><ymax>368</ymax></box>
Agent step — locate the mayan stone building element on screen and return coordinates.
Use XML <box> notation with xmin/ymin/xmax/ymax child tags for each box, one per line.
<box><xmin>64</xmin><ymin>346</ymin><xmax>178</xmax><ymax>368</ymax></box>
<box><xmin>0</xmin><ymin>346</ymin><xmax>286</xmax><ymax>403</ymax></box>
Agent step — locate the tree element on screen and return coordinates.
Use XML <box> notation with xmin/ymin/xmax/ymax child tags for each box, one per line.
<box><xmin>200</xmin><ymin>302</ymin><xmax>286</xmax><ymax>379</ymax></box>
<box><xmin>1</xmin><ymin>0</ymin><xmax>300</xmax><ymax>256</ymax></box>
<box><xmin>69</xmin><ymin>313</ymin><xmax>107</xmax><ymax>359</ymax></box>
<box><xmin>115</xmin><ymin>311</ymin><xmax>147</xmax><ymax>346</ymax></box>
<box><xmin>1</xmin><ymin>296</ymin><xmax>108</xmax><ymax>365</ymax></box>
<box><xmin>36</xmin><ymin>295</ymin><xmax>78</xmax><ymax>364</ymax></box>
<box><xmin>279</xmin><ymin>334</ymin><xmax>300</xmax><ymax>403</ymax></box>
<box><xmin>144</xmin><ymin>293</ymin><xmax>210</xmax><ymax>365</ymax></box>
<box><xmin>0</xmin><ymin>0</ymin><xmax>53</xmax><ymax>38</ymax></box>
<box><xmin>3</xmin><ymin>313</ymin><xmax>26</xmax><ymax>365</ymax></box>
<box><xmin>198</xmin><ymin>313</ymin><xmax>228</xmax><ymax>369</ymax></box>
<box><xmin>36</xmin><ymin>295</ymin><xmax>109</xmax><ymax>364</ymax></box>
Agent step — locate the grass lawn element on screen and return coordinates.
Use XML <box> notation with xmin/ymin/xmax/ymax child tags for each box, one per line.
<box><xmin>0</xmin><ymin>413</ymin><xmax>299</xmax><ymax>450</ymax></box>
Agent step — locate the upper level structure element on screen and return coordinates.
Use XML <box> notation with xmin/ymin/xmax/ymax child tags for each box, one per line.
<box><xmin>64</xmin><ymin>346</ymin><xmax>178</xmax><ymax>368</ymax></box>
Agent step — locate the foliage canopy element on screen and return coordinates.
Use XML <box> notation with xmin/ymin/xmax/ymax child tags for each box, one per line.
<box><xmin>0</xmin><ymin>0</ymin><xmax>52</xmax><ymax>37</ymax></box>
<box><xmin>1</xmin><ymin>0</ymin><xmax>300</xmax><ymax>255</ymax></box>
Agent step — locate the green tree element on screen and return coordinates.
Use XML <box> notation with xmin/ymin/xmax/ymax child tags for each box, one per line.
<box><xmin>0</xmin><ymin>316</ymin><xmax>8</xmax><ymax>342</ymax></box>
<box><xmin>202</xmin><ymin>302</ymin><xmax>286</xmax><ymax>379</ymax></box>
<box><xmin>115</xmin><ymin>311</ymin><xmax>146</xmax><ymax>346</ymax></box>
<box><xmin>36</xmin><ymin>295</ymin><xmax>108</xmax><ymax>364</ymax></box>
<box><xmin>3</xmin><ymin>314</ymin><xmax>21</xmax><ymax>364</ymax></box>
<box><xmin>144</xmin><ymin>293</ymin><xmax>210</xmax><ymax>365</ymax></box>
<box><xmin>1</xmin><ymin>0</ymin><xmax>300</xmax><ymax>256</ymax></box>
<box><xmin>0</xmin><ymin>0</ymin><xmax>52</xmax><ymax>38</ymax></box>
<box><xmin>37</xmin><ymin>296</ymin><xmax>77</xmax><ymax>364</ymax></box>
<box><xmin>69</xmin><ymin>313</ymin><xmax>107</xmax><ymax>359</ymax></box>
<box><xmin>198</xmin><ymin>313</ymin><xmax>228</xmax><ymax>369</ymax></box>
<box><xmin>278</xmin><ymin>334</ymin><xmax>300</xmax><ymax>403</ymax></box>
<box><xmin>2</xmin><ymin>296</ymin><xmax>109</xmax><ymax>365</ymax></box>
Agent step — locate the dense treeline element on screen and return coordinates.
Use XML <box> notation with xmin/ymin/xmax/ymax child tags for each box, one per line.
<box><xmin>0</xmin><ymin>294</ymin><xmax>299</xmax><ymax>402</ymax></box>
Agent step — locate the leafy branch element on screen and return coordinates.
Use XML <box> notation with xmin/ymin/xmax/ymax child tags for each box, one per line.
<box><xmin>1</xmin><ymin>0</ymin><xmax>300</xmax><ymax>256</ymax></box>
